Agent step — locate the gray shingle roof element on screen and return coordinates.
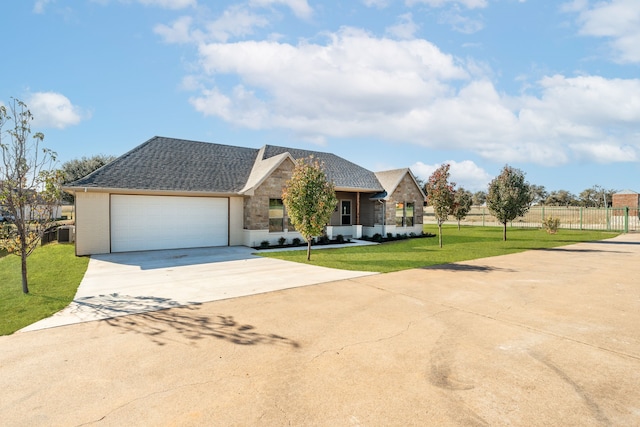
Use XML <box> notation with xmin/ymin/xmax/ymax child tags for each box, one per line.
<box><xmin>66</xmin><ymin>136</ymin><xmax>257</xmax><ymax>193</ymax></box>
<box><xmin>262</xmin><ymin>145</ymin><xmax>383</xmax><ymax>191</ymax></box>
<box><xmin>65</xmin><ymin>137</ymin><xmax>385</xmax><ymax>193</ymax></box>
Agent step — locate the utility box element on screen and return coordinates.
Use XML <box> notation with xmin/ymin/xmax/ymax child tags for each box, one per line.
<box><xmin>58</xmin><ymin>225</ymin><xmax>75</xmax><ymax>243</ymax></box>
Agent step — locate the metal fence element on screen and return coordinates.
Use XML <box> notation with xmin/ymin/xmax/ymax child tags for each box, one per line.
<box><xmin>424</xmin><ymin>206</ymin><xmax>639</xmax><ymax>232</ymax></box>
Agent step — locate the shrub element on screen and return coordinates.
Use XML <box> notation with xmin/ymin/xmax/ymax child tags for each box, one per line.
<box><xmin>336</xmin><ymin>234</ymin><xmax>345</xmax><ymax>244</ymax></box>
<box><xmin>386</xmin><ymin>232</ymin><xmax>393</xmax><ymax>240</ymax></box>
<box><xmin>260</xmin><ymin>240</ymin><xmax>270</xmax><ymax>249</ymax></box>
<box><xmin>292</xmin><ymin>237</ymin><xmax>301</xmax><ymax>246</ymax></box>
<box><xmin>372</xmin><ymin>233</ymin><xmax>383</xmax><ymax>243</ymax></box>
<box><xmin>409</xmin><ymin>232</ymin><xmax>417</xmax><ymax>238</ymax></box>
<box><xmin>278</xmin><ymin>237</ymin><xmax>287</xmax><ymax>246</ymax></box>
<box><xmin>542</xmin><ymin>216</ymin><xmax>560</xmax><ymax>234</ymax></box>
<box><xmin>317</xmin><ymin>235</ymin><xmax>330</xmax><ymax>245</ymax></box>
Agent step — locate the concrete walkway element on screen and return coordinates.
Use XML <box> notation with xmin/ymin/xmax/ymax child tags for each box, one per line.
<box><xmin>22</xmin><ymin>244</ymin><xmax>378</xmax><ymax>331</ymax></box>
<box><xmin>3</xmin><ymin>234</ymin><xmax>640</xmax><ymax>426</ymax></box>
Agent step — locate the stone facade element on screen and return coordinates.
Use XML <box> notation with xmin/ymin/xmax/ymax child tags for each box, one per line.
<box><xmin>384</xmin><ymin>173</ymin><xmax>424</xmax><ymax>226</ymax></box>
<box><xmin>244</xmin><ymin>160</ymin><xmax>295</xmax><ymax>230</ymax></box>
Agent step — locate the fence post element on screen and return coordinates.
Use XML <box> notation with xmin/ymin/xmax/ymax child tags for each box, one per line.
<box><xmin>579</xmin><ymin>207</ymin><xmax>583</xmax><ymax>230</ymax></box>
<box><xmin>625</xmin><ymin>207</ymin><xmax>629</xmax><ymax>233</ymax></box>
<box><xmin>606</xmin><ymin>206</ymin><xmax>610</xmax><ymax>230</ymax></box>
<box><xmin>482</xmin><ymin>207</ymin><xmax>485</xmax><ymax>227</ymax></box>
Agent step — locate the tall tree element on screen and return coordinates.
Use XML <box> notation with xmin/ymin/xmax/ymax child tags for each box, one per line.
<box><xmin>61</xmin><ymin>154</ymin><xmax>116</xmax><ymax>203</ymax></box>
<box><xmin>0</xmin><ymin>98</ymin><xmax>61</xmax><ymax>294</ymax></box>
<box><xmin>529</xmin><ymin>184</ymin><xmax>548</xmax><ymax>205</ymax></box>
<box><xmin>451</xmin><ymin>187</ymin><xmax>472</xmax><ymax>230</ymax></box>
<box><xmin>426</xmin><ymin>163</ymin><xmax>455</xmax><ymax>248</ymax></box>
<box><xmin>486</xmin><ymin>165</ymin><xmax>531</xmax><ymax>241</ymax></box>
<box><xmin>282</xmin><ymin>157</ymin><xmax>337</xmax><ymax>261</ymax></box>
<box><xmin>545</xmin><ymin>190</ymin><xmax>577</xmax><ymax>207</ymax></box>
<box><xmin>472</xmin><ymin>190</ymin><xmax>486</xmax><ymax>206</ymax></box>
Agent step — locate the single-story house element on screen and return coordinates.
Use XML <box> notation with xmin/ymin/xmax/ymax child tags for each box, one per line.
<box><xmin>64</xmin><ymin>136</ymin><xmax>426</xmax><ymax>256</ymax></box>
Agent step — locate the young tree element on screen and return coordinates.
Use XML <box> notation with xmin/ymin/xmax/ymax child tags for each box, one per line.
<box><xmin>451</xmin><ymin>187</ymin><xmax>472</xmax><ymax>230</ymax></box>
<box><xmin>486</xmin><ymin>165</ymin><xmax>531</xmax><ymax>241</ymax></box>
<box><xmin>0</xmin><ymin>98</ymin><xmax>61</xmax><ymax>294</ymax></box>
<box><xmin>426</xmin><ymin>163</ymin><xmax>455</xmax><ymax>248</ymax></box>
<box><xmin>61</xmin><ymin>154</ymin><xmax>116</xmax><ymax>203</ymax></box>
<box><xmin>282</xmin><ymin>157</ymin><xmax>338</xmax><ymax>261</ymax></box>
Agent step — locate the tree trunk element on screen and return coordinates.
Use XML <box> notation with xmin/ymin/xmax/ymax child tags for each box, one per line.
<box><xmin>21</xmin><ymin>251</ymin><xmax>29</xmax><ymax>294</ymax></box>
<box><xmin>438</xmin><ymin>223</ymin><xmax>443</xmax><ymax>248</ymax></box>
<box><xmin>457</xmin><ymin>220</ymin><xmax>461</xmax><ymax>231</ymax></box>
<box><xmin>307</xmin><ymin>240</ymin><xmax>312</xmax><ymax>261</ymax></box>
<box><xmin>503</xmin><ymin>222</ymin><xmax>507</xmax><ymax>241</ymax></box>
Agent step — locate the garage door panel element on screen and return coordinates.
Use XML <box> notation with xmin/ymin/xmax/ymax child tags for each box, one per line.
<box><xmin>111</xmin><ymin>195</ymin><xmax>228</xmax><ymax>252</ymax></box>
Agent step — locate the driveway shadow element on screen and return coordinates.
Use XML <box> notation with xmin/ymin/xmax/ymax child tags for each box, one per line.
<box><xmin>104</xmin><ymin>305</ymin><xmax>300</xmax><ymax>348</ymax></box>
<box><xmin>421</xmin><ymin>264</ymin><xmax>515</xmax><ymax>273</ymax></box>
<box><xmin>90</xmin><ymin>246</ymin><xmax>260</xmax><ymax>270</ymax></box>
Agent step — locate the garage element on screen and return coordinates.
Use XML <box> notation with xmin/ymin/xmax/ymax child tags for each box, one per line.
<box><xmin>110</xmin><ymin>195</ymin><xmax>228</xmax><ymax>252</ymax></box>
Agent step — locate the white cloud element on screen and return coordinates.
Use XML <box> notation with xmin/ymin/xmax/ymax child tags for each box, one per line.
<box><xmin>182</xmin><ymin>25</ymin><xmax>640</xmax><ymax>167</ymax></box>
<box><xmin>568</xmin><ymin>0</ymin><xmax>640</xmax><ymax>63</ymax></box>
<box><xmin>249</xmin><ymin>0</ymin><xmax>313</xmax><ymax>19</ymax></box>
<box><xmin>205</xmin><ymin>5</ymin><xmax>270</xmax><ymax>42</ymax></box>
<box><xmin>154</xmin><ymin>16</ymin><xmax>194</xmax><ymax>44</ymax></box>
<box><xmin>136</xmin><ymin>0</ymin><xmax>196</xmax><ymax>8</ymax></box>
<box><xmin>411</xmin><ymin>160</ymin><xmax>492</xmax><ymax>192</ymax></box>
<box><xmin>406</xmin><ymin>0</ymin><xmax>487</xmax><ymax>9</ymax></box>
<box><xmin>438</xmin><ymin>10</ymin><xmax>484</xmax><ymax>34</ymax></box>
<box><xmin>385</xmin><ymin>13</ymin><xmax>419</xmax><ymax>40</ymax></box>
<box><xmin>33</xmin><ymin>0</ymin><xmax>53</xmax><ymax>14</ymax></box>
<box><xmin>363</xmin><ymin>0</ymin><xmax>390</xmax><ymax>8</ymax></box>
<box><xmin>27</xmin><ymin>92</ymin><xmax>86</xmax><ymax>129</ymax></box>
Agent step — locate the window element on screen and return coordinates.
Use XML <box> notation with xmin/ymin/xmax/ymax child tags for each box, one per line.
<box><xmin>269</xmin><ymin>199</ymin><xmax>284</xmax><ymax>232</ymax></box>
<box><xmin>395</xmin><ymin>202</ymin><xmax>404</xmax><ymax>227</ymax></box>
<box><xmin>341</xmin><ymin>200</ymin><xmax>352</xmax><ymax>225</ymax></box>
<box><xmin>396</xmin><ymin>202</ymin><xmax>415</xmax><ymax>227</ymax></box>
<box><xmin>269</xmin><ymin>199</ymin><xmax>295</xmax><ymax>232</ymax></box>
<box><xmin>406</xmin><ymin>202</ymin><xmax>414</xmax><ymax>227</ymax></box>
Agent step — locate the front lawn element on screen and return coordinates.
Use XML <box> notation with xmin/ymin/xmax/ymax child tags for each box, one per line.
<box><xmin>0</xmin><ymin>243</ymin><xmax>89</xmax><ymax>335</ymax></box>
<box><xmin>260</xmin><ymin>225</ymin><xmax>620</xmax><ymax>273</ymax></box>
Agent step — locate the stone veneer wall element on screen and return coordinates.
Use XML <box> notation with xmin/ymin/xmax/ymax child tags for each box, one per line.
<box><xmin>384</xmin><ymin>173</ymin><xmax>424</xmax><ymax>226</ymax></box>
<box><xmin>243</xmin><ymin>160</ymin><xmax>295</xmax><ymax>230</ymax></box>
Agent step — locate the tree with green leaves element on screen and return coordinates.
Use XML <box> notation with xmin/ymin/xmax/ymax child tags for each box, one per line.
<box><xmin>472</xmin><ymin>190</ymin><xmax>486</xmax><ymax>206</ymax></box>
<box><xmin>0</xmin><ymin>98</ymin><xmax>61</xmax><ymax>294</ymax></box>
<box><xmin>426</xmin><ymin>163</ymin><xmax>455</xmax><ymax>248</ymax></box>
<box><xmin>451</xmin><ymin>187</ymin><xmax>472</xmax><ymax>230</ymax></box>
<box><xmin>282</xmin><ymin>157</ymin><xmax>337</xmax><ymax>261</ymax></box>
<box><xmin>61</xmin><ymin>154</ymin><xmax>116</xmax><ymax>203</ymax></box>
<box><xmin>486</xmin><ymin>165</ymin><xmax>531</xmax><ymax>241</ymax></box>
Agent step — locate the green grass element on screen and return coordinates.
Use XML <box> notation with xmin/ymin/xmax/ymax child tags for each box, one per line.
<box><xmin>0</xmin><ymin>243</ymin><xmax>89</xmax><ymax>335</ymax></box>
<box><xmin>260</xmin><ymin>225</ymin><xmax>620</xmax><ymax>273</ymax></box>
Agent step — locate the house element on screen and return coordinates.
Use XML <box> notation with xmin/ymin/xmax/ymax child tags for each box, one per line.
<box><xmin>64</xmin><ymin>136</ymin><xmax>426</xmax><ymax>256</ymax></box>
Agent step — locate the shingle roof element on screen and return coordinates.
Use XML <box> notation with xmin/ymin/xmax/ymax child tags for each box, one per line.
<box><xmin>65</xmin><ymin>137</ymin><xmax>386</xmax><ymax>194</ymax></box>
<box><xmin>66</xmin><ymin>136</ymin><xmax>257</xmax><ymax>193</ymax></box>
<box><xmin>262</xmin><ymin>145</ymin><xmax>383</xmax><ymax>191</ymax></box>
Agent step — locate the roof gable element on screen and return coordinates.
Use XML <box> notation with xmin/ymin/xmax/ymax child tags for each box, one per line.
<box><xmin>374</xmin><ymin>168</ymin><xmax>426</xmax><ymax>200</ymax></box>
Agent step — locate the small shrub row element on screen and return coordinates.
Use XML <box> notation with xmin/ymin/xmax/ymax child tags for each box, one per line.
<box><xmin>360</xmin><ymin>231</ymin><xmax>436</xmax><ymax>243</ymax></box>
<box><xmin>254</xmin><ymin>235</ymin><xmax>351</xmax><ymax>250</ymax></box>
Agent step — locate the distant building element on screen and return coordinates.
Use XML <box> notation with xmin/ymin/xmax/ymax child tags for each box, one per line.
<box><xmin>612</xmin><ymin>190</ymin><xmax>640</xmax><ymax>216</ymax></box>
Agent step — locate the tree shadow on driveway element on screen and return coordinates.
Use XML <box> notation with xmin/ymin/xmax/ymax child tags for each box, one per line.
<box><xmin>103</xmin><ymin>302</ymin><xmax>300</xmax><ymax>348</ymax></box>
<box><xmin>421</xmin><ymin>264</ymin><xmax>515</xmax><ymax>273</ymax></box>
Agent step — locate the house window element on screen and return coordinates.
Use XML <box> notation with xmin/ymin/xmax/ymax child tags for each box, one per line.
<box><xmin>269</xmin><ymin>199</ymin><xmax>284</xmax><ymax>232</ymax></box>
<box><xmin>396</xmin><ymin>202</ymin><xmax>404</xmax><ymax>227</ymax></box>
<box><xmin>395</xmin><ymin>202</ymin><xmax>415</xmax><ymax>227</ymax></box>
<box><xmin>341</xmin><ymin>200</ymin><xmax>352</xmax><ymax>225</ymax></box>
<box><xmin>406</xmin><ymin>202</ymin><xmax>414</xmax><ymax>227</ymax></box>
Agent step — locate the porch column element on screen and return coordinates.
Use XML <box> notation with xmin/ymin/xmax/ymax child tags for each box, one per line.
<box><xmin>356</xmin><ymin>192</ymin><xmax>360</xmax><ymax>225</ymax></box>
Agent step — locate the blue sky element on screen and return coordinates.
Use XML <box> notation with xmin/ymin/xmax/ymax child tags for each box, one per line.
<box><xmin>2</xmin><ymin>0</ymin><xmax>639</xmax><ymax>194</ymax></box>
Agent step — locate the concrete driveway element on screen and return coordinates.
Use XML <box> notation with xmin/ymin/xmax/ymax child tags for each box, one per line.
<box><xmin>22</xmin><ymin>245</ymin><xmax>378</xmax><ymax>331</ymax></box>
<box><xmin>2</xmin><ymin>234</ymin><xmax>640</xmax><ymax>426</ymax></box>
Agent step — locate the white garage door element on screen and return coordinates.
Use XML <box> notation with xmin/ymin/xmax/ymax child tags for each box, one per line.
<box><xmin>111</xmin><ymin>195</ymin><xmax>228</xmax><ymax>252</ymax></box>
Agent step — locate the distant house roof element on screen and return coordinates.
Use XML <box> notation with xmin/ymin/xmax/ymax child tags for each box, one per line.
<box><xmin>615</xmin><ymin>189</ymin><xmax>639</xmax><ymax>195</ymax></box>
<box><xmin>65</xmin><ymin>136</ymin><xmax>385</xmax><ymax>194</ymax></box>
